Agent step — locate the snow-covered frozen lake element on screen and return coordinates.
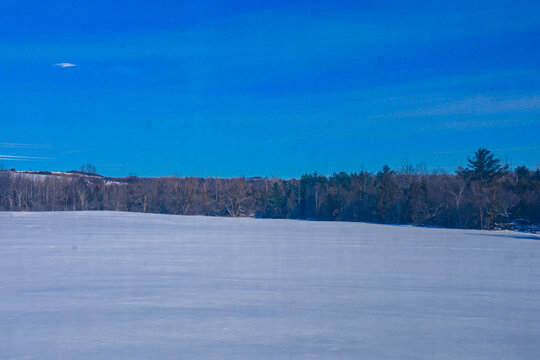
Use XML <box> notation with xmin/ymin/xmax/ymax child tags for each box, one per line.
<box><xmin>1</xmin><ymin>211</ymin><xmax>539</xmax><ymax>359</ymax></box>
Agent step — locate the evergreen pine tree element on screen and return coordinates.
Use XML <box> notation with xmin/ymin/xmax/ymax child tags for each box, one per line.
<box><xmin>466</xmin><ymin>148</ymin><xmax>507</xmax><ymax>182</ymax></box>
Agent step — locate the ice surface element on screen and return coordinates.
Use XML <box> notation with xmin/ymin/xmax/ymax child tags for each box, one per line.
<box><xmin>1</xmin><ymin>211</ymin><xmax>539</xmax><ymax>359</ymax></box>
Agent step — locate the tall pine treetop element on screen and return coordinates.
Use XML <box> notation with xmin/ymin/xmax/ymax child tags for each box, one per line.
<box><xmin>466</xmin><ymin>148</ymin><xmax>508</xmax><ymax>182</ymax></box>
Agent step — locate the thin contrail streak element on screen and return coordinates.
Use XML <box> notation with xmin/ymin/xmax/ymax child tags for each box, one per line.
<box><xmin>0</xmin><ymin>154</ymin><xmax>54</xmax><ymax>160</ymax></box>
<box><xmin>0</xmin><ymin>143</ymin><xmax>51</xmax><ymax>149</ymax></box>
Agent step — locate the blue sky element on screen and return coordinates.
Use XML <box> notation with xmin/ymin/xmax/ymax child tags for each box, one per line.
<box><xmin>0</xmin><ymin>0</ymin><xmax>539</xmax><ymax>177</ymax></box>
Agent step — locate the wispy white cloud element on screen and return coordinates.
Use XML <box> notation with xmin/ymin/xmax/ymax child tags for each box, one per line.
<box><xmin>0</xmin><ymin>143</ymin><xmax>51</xmax><ymax>149</ymax></box>
<box><xmin>381</xmin><ymin>95</ymin><xmax>540</xmax><ymax>120</ymax></box>
<box><xmin>0</xmin><ymin>155</ymin><xmax>54</xmax><ymax>161</ymax></box>
<box><xmin>431</xmin><ymin>146</ymin><xmax>539</xmax><ymax>155</ymax></box>
<box><xmin>53</xmin><ymin>62</ymin><xmax>78</xmax><ymax>68</ymax></box>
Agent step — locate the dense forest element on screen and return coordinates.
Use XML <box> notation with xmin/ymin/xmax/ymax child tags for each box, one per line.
<box><xmin>1</xmin><ymin>149</ymin><xmax>538</xmax><ymax>230</ymax></box>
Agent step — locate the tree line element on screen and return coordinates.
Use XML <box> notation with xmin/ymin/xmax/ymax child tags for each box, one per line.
<box><xmin>0</xmin><ymin>149</ymin><xmax>538</xmax><ymax>230</ymax></box>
